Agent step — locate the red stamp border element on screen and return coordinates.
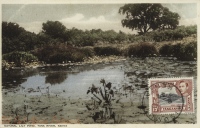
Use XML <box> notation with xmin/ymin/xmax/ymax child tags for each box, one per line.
<box><xmin>149</xmin><ymin>78</ymin><xmax>194</xmax><ymax>114</ymax></box>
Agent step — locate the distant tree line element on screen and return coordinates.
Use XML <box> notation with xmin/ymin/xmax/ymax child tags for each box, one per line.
<box><xmin>2</xmin><ymin>21</ymin><xmax>137</xmax><ymax>54</ymax></box>
<box><xmin>2</xmin><ymin>20</ymin><xmax>197</xmax><ymax>66</ymax></box>
<box><xmin>2</xmin><ymin>21</ymin><xmax>197</xmax><ymax>55</ymax></box>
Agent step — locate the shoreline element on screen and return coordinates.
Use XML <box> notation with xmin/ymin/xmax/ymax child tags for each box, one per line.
<box><xmin>3</xmin><ymin>55</ymin><xmax>127</xmax><ymax>70</ymax></box>
<box><xmin>4</xmin><ymin>55</ymin><xmax>197</xmax><ymax>70</ymax></box>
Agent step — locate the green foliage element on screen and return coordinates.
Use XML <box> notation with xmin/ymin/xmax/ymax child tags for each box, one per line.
<box><xmin>42</xmin><ymin>21</ymin><xmax>68</xmax><ymax>41</ymax></box>
<box><xmin>119</xmin><ymin>4</ymin><xmax>180</xmax><ymax>34</ymax></box>
<box><xmin>3</xmin><ymin>51</ymin><xmax>38</xmax><ymax>66</ymax></box>
<box><xmin>159</xmin><ymin>41</ymin><xmax>197</xmax><ymax>60</ymax></box>
<box><xmin>36</xmin><ymin>32</ymin><xmax>54</xmax><ymax>46</ymax></box>
<box><xmin>94</xmin><ymin>46</ymin><xmax>122</xmax><ymax>56</ymax></box>
<box><xmin>2</xmin><ymin>21</ymin><xmax>197</xmax><ymax>65</ymax></box>
<box><xmin>159</xmin><ymin>44</ymin><xmax>173</xmax><ymax>56</ymax></box>
<box><xmin>66</xmin><ymin>27</ymin><xmax>85</xmax><ymax>46</ymax></box>
<box><xmin>32</xmin><ymin>44</ymin><xmax>87</xmax><ymax>63</ymax></box>
<box><xmin>179</xmin><ymin>41</ymin><xmax>197</xmax><ymax>60</ymax></box>
<box><xmin>101</xmin><ymin>30</ymin><xmax>118</xmax><ymax>43</ymax></box>
<box><xmin>2</xmin><ymin>22</ymin><xmax>25</xmax><ymax>39</ymax></box>
<box><xmin>2</xmin><ymin>22</ymin><xmax>39</xmax><ymax>54</ymax></box>
<box><xmin>116</xmin><ymin>31</ymin><xmax>128</xmax><ymax>43</ymax></box>
<box><xmin>80</xmin><ymin>46</ymin><xmax>95</xmax><ymax>57</ymax></box>
<box><xmin>2</xmin><ymin>36</ymin><xmax>14</xmax><ymax>54</ymax></box>
<box><xmin>152</xmin><ymin>25</ymin><xmax>196</xmax><ymax>42</ymax></box>
<box><xmin>184</xmin><ymin>25</ymin><xmax>197</xmax><ymax>36</ymax></box>
<box><xmin>16</xmin><ymin>31</ymin><xmax>38</xmax><ymax>51</ymax></box>
<box><xmin>87</xmin><ymin>79</ymin><xmax>115</xmax><ymax>122</ymax></box>
<box><xmin>127</xmin><ymin>43</ymin><xmax>158</xmax><ymax>57</ymax></box>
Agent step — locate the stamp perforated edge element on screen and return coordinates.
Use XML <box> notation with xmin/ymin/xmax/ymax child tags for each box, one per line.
<box><xmin>148</xmin><ymin>77</ymin><xmax>194</xmax><ymax>115</ymax></box>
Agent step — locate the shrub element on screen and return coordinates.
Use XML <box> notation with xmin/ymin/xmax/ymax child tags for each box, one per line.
<box><xmin>185</xmin><ymin>25</ymin><xmax>197</xmax><ymax>35</ymax></box>
<box><xmin>153</xmin><ymin>31</ymin><xmax>165</xmax><ymax>42</ymax></box>
<box><xmin>159</xmin><ymin>44</ymin><xmax>173</xmax><ymax>56</ymax></box>
<box><xmin>178</xmin><ymin>41</ymin><xmax>197</xmax><ymax>61</ymax></box>
<box><xmin>172</xmin><ymin>28</ymin><xmax>187</xmax><ymax>40</ymax></box>
<box><xmin>80</xmin><ymin>46</ymin><xmax>95</xmax><ymax>57</ymax></box>
<box><xmin>32</xmin><ymin>43</ymin><xmax>87</xmax><ymax>63</ymax></box>
<box><xmin>159</xmin><ymin>43</ymin><xmax>182</xmax><ymax>57</ymax></box>
<box><xmin>127</xmin><ymin>43</ymin><xmax>158</xmax><ymax>57</ymax></box>
<box><xmin>3</xmin><ymin>51</ymin><xmax>38</xmax><ymax>66</ymax></box>
<box><xmin>70</xmin><ymin>50</ymin><xmax>86</xmax><ymax>62</ymax></box>
<box><xmin>170</xmin><ymin>43</ymin><xmax>182</xmax><ymax>58</ymax></box>
<box><xmin>94</xmin><ymin>46</ymin><xmax>121</xmax><ymax>56</ymax></box>
<box><xmin>159</xmin><ymin>41</ymin><xmax>197</xmax><ymax>61</ymax></box>
<box><xmin>152</xmin><ymin>25</ymin><xmax>196</xmax><ymax>42</ymax></box>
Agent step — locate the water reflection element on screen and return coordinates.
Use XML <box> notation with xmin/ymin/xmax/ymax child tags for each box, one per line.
<box><xmin>2</xmin><ymin>68</ymin><xmax>39</xmax><ymax>89</ymax></box>
<box><xmin>45</xmin><ymin>72</ymin><xmax>68</xmax><ymax>85</ymax></box>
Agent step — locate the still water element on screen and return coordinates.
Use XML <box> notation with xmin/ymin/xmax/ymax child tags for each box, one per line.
<box><xmin>2</xmin><ymin>61</ymin><xmax>125</xmax><ymax>99</ymax></box>
<box><xmin>2</xmin><ymin>58</ymin><xmax>197</xmax><ymax>100</ymax></box>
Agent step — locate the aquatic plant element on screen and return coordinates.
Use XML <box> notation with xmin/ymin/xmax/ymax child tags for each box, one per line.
<box><xmin>26</xmin><ymin>109</ymin><xmax>32</xmax><ymax>122</ymax></box>
<box><xmin>37</xmin><ymin>86</ymin><xmax>50</xmax><ymax>101</ymax></box>
<box><xmin>12</xmin><ymin>104</ymin><xmax>21</xmax><ymax>121</ymax></box>
<box><xmin>87</xmin><ymin>79</ymin><xmax>116</xmax><ymax>123</ymax></box>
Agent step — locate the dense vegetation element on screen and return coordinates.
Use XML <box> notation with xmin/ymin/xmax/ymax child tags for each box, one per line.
<box><xmin>125</xmin><ymin>43</ymin><xmax>158</xmax><ymax>57</ymax></box>
<box><xmin>2</xmin><ymin>21</ymin><xmax>197</xmax><ymax>67</ymax></box>
<box><xmin>159</xmin><ymin>41</ymin><xmax>197</xmax><ymax>61</ymax></box>
<box><xmin>119</xmin><ymin>4</ymin><xmax>180</xmax><ymax>35</ymax></box>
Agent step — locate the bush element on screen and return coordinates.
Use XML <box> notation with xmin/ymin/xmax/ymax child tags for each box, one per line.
<box><xmin>127</xmin><ymin>43</ymin><xmax>158</xmax><ymax>57</ymax></box>
<box><xmin>153</xmin><ymin>31</ymin><xmax>166</xmax><ymax>42</ymax></box>
<box><xmin>3</xmin><ymin>51</ymin><xmax>38</xmax><ymax>66</ymax></box>
<box><xmin>159</xmin><ymin>43</ymin><xmax>182</xmax><ymax>58</ymax></box>
<box><xmin>172</xmin><ymin>28</ymin><xmax>187</xmax><ymax>40</ymax></box>
<box><xmin>159</xmin><ymin>44</ymin><xmax>173</xmax><ymax>56</ymax></box>
<box><xmin>80</xmin><ymin>46</ymin><xmax>95</xmax><ymax>57</ymax></box>
<box><xmin>185</xmin><ymin>25</ymin><xmax>197</xmax><ymax>36</ymax></box>
<box><xmin>32</xmin><ymin>44</ymin><xmax>87</xmax><ymax>63</ymax></box>
<box><xmin>94</xmin><ymin>46</ymin><xmax>122</xmax><ymax>56</ymax></box>
<box><xmin>178</xmin><ymin>41</ymin><xmax>197</xmax><ymax>61</ymax></box>
<box><xmin>159</xmin><ymin>41</ymin><xmax>197</xmax><ymax>61</ymax></box>
<box><xmin>152</xmin><ymin>25</ymin><xmax>196</xmax><ymax>42</ymax></box>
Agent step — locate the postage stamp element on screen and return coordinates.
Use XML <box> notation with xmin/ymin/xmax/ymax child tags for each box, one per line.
<box><xmin>149</xmin><ymin>77</ymin><xmax>194</xmax><ymax>114</ymax></box>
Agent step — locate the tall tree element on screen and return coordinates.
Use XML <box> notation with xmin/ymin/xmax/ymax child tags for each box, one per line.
<box><xmin>119</xmin><ymin>4</ymin><xmax>180</xmax><ymax>35</ymax></box>
<box><xmin>42</xmin><ymin>21</ymin><xmax>67</xmax><ymax>41</ymax></box>
<box><xmin>2</xmin><ymin>22</ymin><xmax>25</xmax><ymax>39</ymax></box>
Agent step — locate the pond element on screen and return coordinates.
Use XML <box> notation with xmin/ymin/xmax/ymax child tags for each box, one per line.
<box><xmin>2</xmin><ymin>61</ymin><xmax>126</xmax><ymax>100</ymax></box>
<box><xmin>2</xmin><ymin>57</ymin><xmax>197</xmax><ymax>99</ymax></box>
<box><xmin>2</xmin><ymin>57</ymin><xmax>197</xmax><ymax>124</ymax></box>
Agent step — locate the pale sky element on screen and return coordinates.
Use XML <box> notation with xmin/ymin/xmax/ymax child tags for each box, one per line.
<box><xmin>2</xmin><ymin>3</ymin><xmax>197</xmax><ymax>34</ymax></box>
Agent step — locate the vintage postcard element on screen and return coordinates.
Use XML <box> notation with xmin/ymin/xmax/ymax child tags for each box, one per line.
<box><xmin>0</xmin><ymin>0</ymin><xmax>199</xmax><ymax>127</ymax></box>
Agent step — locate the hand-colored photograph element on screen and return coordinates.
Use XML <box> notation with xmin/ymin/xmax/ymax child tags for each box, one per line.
<box><xmin>1</xmin><ymin>3</ymin><xmax>197</xmax><ymax>124</ymax></box>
